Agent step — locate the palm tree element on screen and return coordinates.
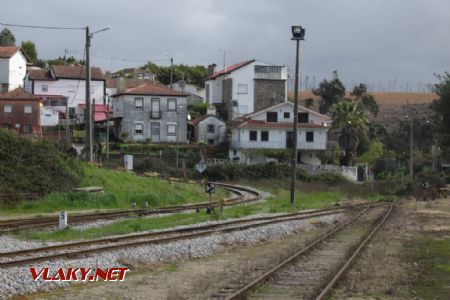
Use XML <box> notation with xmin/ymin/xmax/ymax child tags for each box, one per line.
<box><xmin>331</xmin><ymin>100</ymin><xmax>369</xmax><ymax>166</ymax></box>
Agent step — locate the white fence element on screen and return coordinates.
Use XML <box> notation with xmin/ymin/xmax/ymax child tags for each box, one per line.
<box><xmin>298</xmin><ymin>164</ymin><xmax>359</xmax><ymax>182</ymax></box>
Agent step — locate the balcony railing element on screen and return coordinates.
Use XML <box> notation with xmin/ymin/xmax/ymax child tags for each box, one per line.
<box><xmin>230</xmin><ymin>141</ymin><xmax>327</xmax><ymax>150</ymax></box>
<box><xmin>150</xmin><ymin>110</ymin><xmax>161</xmax><ymax>119</ymax></box>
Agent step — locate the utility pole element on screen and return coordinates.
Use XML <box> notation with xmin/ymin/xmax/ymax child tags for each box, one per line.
<box><xmin>65</xmin><ymin>97</ymin><xmax>70</xmax><ymax>147</ymax></box>
<box><xmin>106</xmin><ymin>95</ymin><xmax>110</xmax><ymax>160</ymax></box>
<box><xmin>85</xmin><ymin>26</ymin><xmax>93</xmax><ymax>162</ymax></box>
<box><xmin>176</xmin><ymin>105</ymin><xmax>181</xmax><ymax>169</ymax></box>
<box><xmin>290</xmin><ymin>26</ymin><xmax>305</xmax><ymax>207</ymax></box>
<box><xmin>170</xmin><ymin>57</ymin><xmax>174</xmax><ymax>89</ymax></box>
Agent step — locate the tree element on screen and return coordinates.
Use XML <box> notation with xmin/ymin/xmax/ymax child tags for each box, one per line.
<box><xmin>331</xmin><ymin>100</ymin><xmax>369</xmax><ymax>166</ymax></box>
<box><xmin>142</xmin><ymin>62</ymin><xmax>208</xmax><ymax>87</ymax></box>
<box><xmin>431</xmin><ymin>72</ymin><xmax>450</xmax><ymax>154</ymax></box>
<box><xmin>47</xmin><ymin>56</ymin><xmax>85</xmax><ymax>66</ymax></box>
<box><xmin>350</xmin><ymin>83</ymin><xmax>379</xmax><ymax>116</ymax></box>
<box><xmin>0</xmin><ymin>28</ymin><xmax>16</xmax><ymax>46</ymax></box>
<box><xmin>21</xmin><ymin>41</ymin><xmax>38</xmax><ymax>64</ymax></box>
<box><xmin>313</xmin><ymin>71</ymin><xmax>346</xmax><ymax>114</ymax></box>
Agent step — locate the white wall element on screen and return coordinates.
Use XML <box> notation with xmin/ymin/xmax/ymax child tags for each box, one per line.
<box><xmin>25</xmin><ymin>77</ymin><xmax>105</xmax><ymax>109</ymax></box>
<box><xmin>251</xmin><ymin>102</ymin><xmax>327</xmax><ymax>125</ymax></box>
<box><xmin>40</xmin><ymin>107</ymin><xmax>59</xmax><ymax>126</ymax></box>
<box><xmin>228</xmin><ymin>63</ymin><xmax>255</xmax><ymax>115</ymax></box>
<box><xmin>0</xmin><ymin>51</ymin><xmax>27</xmax><ymax>90</ymax></box>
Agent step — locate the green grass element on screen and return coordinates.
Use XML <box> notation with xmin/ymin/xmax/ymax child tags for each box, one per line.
<box><xmin>16</xmin><ymin>188</ymin><xmax>348</xmax><ymax>242</ymax></box>
<box><xmin>1</xmin><ymin>165</ymin><xmax>226</xmax><ymax>215</ymax></box>
<box><xmin>408</xmin><ymin>237</ymin><xmax>450</xmax><ymax>299</ymax></box>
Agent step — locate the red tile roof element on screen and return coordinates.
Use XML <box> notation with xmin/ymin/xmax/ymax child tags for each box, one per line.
<box><xmin>206</xmin><ymin>59</ymin><xmax>255</xmax><ymax>80</ymax></box>
<box><xmin>28</xmin><ymin>68</ymin><xmax>53</xmax><ymax>80</ymax></box>
<box><xmin>52</xmin><ymin>65</ymin><xmax>105</xmax><ymax>80</ymax></box>
<box><xmin>238</xmin><ymin>119</ymin><xmax>327</xmax><ymax>129</ymax></box>
<box><xmin>112</xmin><ymin>82</ymin><xmax>187</xmax><ymax>97</ymax></box>
<box><xmin>78</xmin><ymin>104</ymin><xmax>112</xmax><ymax>122</ymax></box>
<box><xmin>190</xmin><ymin>114</ymin><xmax>223</xmax><ymax>126</ymax></box>
<box><xmin>0</xmin><ymin>46</ymin><xmax>19</xmax><ymax>58</ymax></box>
<box><xmin>0</xmin><ymin>88</ymin><xmax>41</xmax><ymax>101</ymax></box>
<box><xmin>106</xmin><ymin>78</ymin><xmax>156</xmax><ymax>89</ymax></box>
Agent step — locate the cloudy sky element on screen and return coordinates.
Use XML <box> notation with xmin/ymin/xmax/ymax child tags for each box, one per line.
<box><xmin>2</xmin><ymin>0</ymin><xmax>449</xmax><ymax>91</ymax></box>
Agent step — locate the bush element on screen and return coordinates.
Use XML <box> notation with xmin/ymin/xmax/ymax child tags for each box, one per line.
<box><xmin>0</xmin><ymin>129</ymin><xmax>82</xmax><ymax>195</ymax></box>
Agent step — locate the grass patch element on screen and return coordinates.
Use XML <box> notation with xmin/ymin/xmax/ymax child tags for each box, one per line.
<box><xmin>407</xmin><ymin>237</ymin><xmax>450</xmax><ymax>299</ymax></box>
<box><xmin>16</xmin><ymin>187</ymin><xmax>348</xmax><ymax>242</ymax></box>
<box><xmin>2</xmin><ymin>165</ymin><xmax>226</xmax><ymax>215</ymax></box>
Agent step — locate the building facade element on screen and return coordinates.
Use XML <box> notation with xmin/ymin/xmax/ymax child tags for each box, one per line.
<box><xmin>0</xmin><ymin>47</ymin><xmax>28</xmax><ymax>93</ymax></box>
<box><xmin>190</xmin><ymin>115</ymin><xmax>226</xmax><ymax>145</ymax></box>
<box><xmin>205</xmin><ymin>60</ymin><xmax>287</xmax><ymax>121</ymax></box>
<box><xmin>230</xmin><ymin>102</ymin><xmax>330</xmax><ymax>165</ymax></box>
<box><xmin>0</xmin><ymin>88</ymin><xmax>41</xmax><ymax>137</ymax></box>
<box><xmin>112</xmin><ymin>82</ymin><xmax>188</xmax><ymax>143</ymax></box>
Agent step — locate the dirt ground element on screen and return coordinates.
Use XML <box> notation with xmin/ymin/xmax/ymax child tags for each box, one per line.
<box><xmin>330</xmin><ymin>198</ymin><xmax>450</xmax><ymax>300</ymax></box>
<box><xmin>21</xmin><ymin>199</ymin><xmax>450</xmax><ymax>299</ymax></box>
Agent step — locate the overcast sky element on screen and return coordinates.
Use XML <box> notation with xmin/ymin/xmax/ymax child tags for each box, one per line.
<box><xmin>2</xmin><ymin>0</ymin><xmax>450</xmax><ymax>92</ymax></box>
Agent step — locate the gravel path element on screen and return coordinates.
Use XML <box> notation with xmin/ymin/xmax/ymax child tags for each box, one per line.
<box><xmin>0</xmin><ymin>213</ymin><xmax>343</xmax><ymax>299</ymax></box>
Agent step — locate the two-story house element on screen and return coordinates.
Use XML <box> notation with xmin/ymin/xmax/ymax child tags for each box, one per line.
<box><xmin>0</xmin><ymin>46</ymin><xmax>28</xmax><ymax>93</ymax></box>
<box><xmin>111</xmin><ymin>82</ymin><xmax>188</xmax><ymax>143</ymax></box>
<box><xmin>24</xmin><ymin>65</ymin><xmax>106</xmax><ymax>123</ymax></box>
<box><xmin>230</xmin><ymin>102</ymin><xmax>330</xmax><ymax>165</ymax></box>
<box><xmin>0</xmin><ymin>88</ymin><xmax>41</xmax><ymax>138</ymax></box>
<box><xmin>205</xmin><ymin>59</ymin><xmax>287</xmax><ymax>121</ymax></box>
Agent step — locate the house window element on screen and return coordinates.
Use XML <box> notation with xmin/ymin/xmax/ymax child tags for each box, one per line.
<box><xmin>237</xmin><ymin>84</ymin><xmax>248</xmax><ymax>94</ymax></box>
<box><xmin>167</xmin><ymin>124</ymin><xmax>177</xmax><ymax>136</ymax></box>
<box><xmin>134</xmin><ymin>123</ymin><xmax>144</xmax><ymax>135</ymax></box>
<box><xmin>134</xmin><ymin>97</ymin><xmax>144</xmax><ymax>111</ymax></box>
<box><xmin>4</xmin><ymin>105</ymin><xmax>12</xmax><ymax>113</ymax></box>
<box><xmin>249</xmin><ymin>131</ymin><xmax>257</xmax><ymax>141</ymax></box>
<box><xmin>41</xmin><ymin>85</ymin><xmax>48</xmax><ymax>92</ymax></box>
<box><xmin>306</xmin><ymin>131</ymin><xmax>314</xmax><ymax>142</ymax></box>
<box><xmin>284</xmin><ymin>112</ymin><xmax>290</xmax><ymax>119</ymax></box>
<box><xmin>24</xmin><ymin>105</ymin><xmax>32</xmax><ymax>114</ymax></box>
<box><xmin>69</xmin><ymin>107</ymin><xmax>75</xmax><ymax>119</ymax></box>
<box><xmin>261</xmin><ymin>131</ymin><xmax>269</xmax><ymax>141</ymax></box>
<box><xmin>207</xmin><ymin>124</ymin><xmax>215</xmax><ymax>133</ymax></box>
<box><xmin>167</xmin><ymin>98</ymin><xmax>177</xmax><ymax>111</ymax></box>
<box><xmin>151</xmin><ymin>98</ymin><xmax>160</xmax><ymax>119</ymax></box>
<box><xmin>208</xmin><ymin>139</ymin><xmax>215</xmax><ymax>144</ymax></box>
<box><xmin>22</xmin><ymin>124</ymin><xmax>32</xmax><ymax>133</ymax></box>
<box><xmin>266</xmin><ymin>112</ymin><xmax>278</xmax><ymax>122</ymax></box>
<box><xmin>298</xmin><ymin>112</ymin><xmax>309</xmax><ymax>123</ymax></box>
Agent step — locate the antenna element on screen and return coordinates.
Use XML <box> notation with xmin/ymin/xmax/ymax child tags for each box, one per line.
<box><xmin>219</xmin><ymin>49</ymin><xmax>231</xmax><ymax>70</ymax></box>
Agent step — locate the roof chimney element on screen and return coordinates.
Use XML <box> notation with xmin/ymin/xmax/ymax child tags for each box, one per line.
<box><xmin>207</xmin><ymin>64</ymin><xmax>217</xmax><ymax>76</ymax></box>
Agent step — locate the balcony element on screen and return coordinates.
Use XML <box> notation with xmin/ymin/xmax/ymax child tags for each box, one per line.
<box><xmin>150</xmin><ymin>110</ymin><xmax>161</xmax><ymax>119</ymax></box>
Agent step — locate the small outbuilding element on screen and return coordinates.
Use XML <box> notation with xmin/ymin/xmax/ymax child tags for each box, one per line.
<box><xmin>190</xmin><ymin>114</ymin><xmax>226</xmax><ymax>145</ymax></box>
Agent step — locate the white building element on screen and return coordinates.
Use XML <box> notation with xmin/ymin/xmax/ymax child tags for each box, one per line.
<box><xmin>190</xmin><ymin>114</ymin><xmax>226</xmax><ymax>145</ymax></box>
<box><xmin>205</xmin><ymin>59</ymin><xmax>287</xmax><ymax>121</ymax></box>
<box><xmin>230</xmin><ymin>102</ymin><xmax>330</xmax><ymax>165</ymax></box>
<box><xmin>24</xmin><ymin>65</ymin><xmax>106</xmax><ymax>121</ymax></box>
<box><xmin>0</xmin><ymin>46</ymin><xmax>28</xmax><ymax>93</ymax></box>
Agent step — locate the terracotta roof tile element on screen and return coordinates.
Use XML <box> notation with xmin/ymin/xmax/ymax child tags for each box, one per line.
<box><xmin>112</xmin><ymin>82</ymin><xmax>187</xmax><ymax>97</ymax></box>
<box><xmin>190</xmin><ymin>114</ymin><xmax>222</xmax><ymax>126</ymax></box>
<box><xmin>28</xmin><ymin>68</ymin><xmax>53</xmax><ymax>80</ymax></box>
<box><xmin>0</xmin><ymin>88</ymin><xmax>41</xmax><ymax>101</ymax></box>
<box><xmin>0</xmin><ymin>46</ymin><xmax>19</xmax><ymax>58</ymax></box>
<box><xmin>51</xmin><ymin>65</ymin><xmax>105</xmax><ymax>80</ymax></box>
<box><xmin>206</xmin><ymin>60</ymin><xmax>255</xmax><ymax>80</ymax></box>
<box><xmin>106</xmin><ymin>78</ymin><xmax>156</xmax><ymax>89</ymax></box>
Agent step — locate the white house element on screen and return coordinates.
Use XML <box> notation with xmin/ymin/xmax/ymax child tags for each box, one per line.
<box><xmin>205</xmin><ymin>59</ymin><xmax>287</xmax><ymax>121</ymax></box>
<box><xmin>190</xmin><ymin>114</ymin><xmax>226</xmax><ymax>145</ymax></box>
<box><xmin>0</xmin><ymin>46</ymin><xmax>28</xmax><ymax>93</ymax></box>
<box><xmin>24</xmin><ymin>65</ymin><xmax>106</xmax><ymax>122</ymax></box>
<box><xmin>111</xmin><ymin>82</ymin><xmax>188</xmax><ymax>143</ymax></box>
<box><xmin>230</xmin><ymin>102</ymin><xmax>330</xmax><ymax>165</ymax></box>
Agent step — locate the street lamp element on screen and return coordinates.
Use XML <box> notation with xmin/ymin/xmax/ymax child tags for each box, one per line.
<box><xmin>176</xmin><ymin>105</ymin><xmax>183</xmax><ymax>169</ymax></box>
<box><xmin>290</xmin><ymin>26</ymin><xmax>305</xmax><ymax>207</ymax></box>
<box><xmin>85</xmin><ymin>25</ymin><xmax>111</xmax><ymax>162</ymax></box>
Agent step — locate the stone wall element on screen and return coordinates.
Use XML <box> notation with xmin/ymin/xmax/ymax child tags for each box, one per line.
<box><xmin>254</xmin><ymin>79</ymin><xmax>286</xmax><ymax>111</ymax></box>
<box><xmin>222</xmin><ymin>78</ymin><xmax>233</xmax><ymax>122</ymax></box>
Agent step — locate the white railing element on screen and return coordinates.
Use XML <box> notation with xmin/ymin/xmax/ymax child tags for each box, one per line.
<box><xmin>298</xmin><ymin>164</ymin><xmax>359</xmax><ymax>182</ymax></box>
<box><xmin>230</xmin><ymin>141</ymin><xmax>327</xmax><ymax>150</ymax></box>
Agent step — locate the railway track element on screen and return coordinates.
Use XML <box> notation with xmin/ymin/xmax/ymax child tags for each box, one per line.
<box><xmin>0</xmin><ymin>205</ymin><xmax>359</xmax><ymax>269</ymax></box>
<box><xmin>209</xmin><ymin>201</ymin><xmax>394</xmax><ymax>300</ymax></box>
<box><xmin>0</xmin><ymin>183</ymin><xmax>260</xmax><ymax>234</ymax></box>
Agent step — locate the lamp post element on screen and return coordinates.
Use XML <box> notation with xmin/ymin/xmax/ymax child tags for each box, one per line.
<box><xmin>85</xmin><ymin>25</ymin><xmax>111</xmax><ymax>162</ymax></box>
<box><xmin>405</xmin><ymin>115</ymin><xmax>413</xmax><ymax>177</ymax></box>
<box><xmin>176</xmin><ymin>105</ymin><xmax>183</xmax><ymax>169</ymax></box>
<box><xmin>290</xmin><ymin>26</ymin><xmax>305</xmax><ymax>207</ymax></box>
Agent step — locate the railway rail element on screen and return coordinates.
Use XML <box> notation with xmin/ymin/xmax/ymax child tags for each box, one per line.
<box><xmin>0</xmin><ymin>205</ymin><xmax>363</xmax><ymax>269</ymax></box>
<box><xmin>0</xmin><ymin>182</ymin><xmax>260</xmax><ymax>234</ymax></box>
<box><xmin>211</xmin><ymin>201</ymin><xmax>395</xmax><ymax>300</ymax></box>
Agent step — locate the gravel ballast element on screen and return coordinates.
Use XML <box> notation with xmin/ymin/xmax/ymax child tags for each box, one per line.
<box><xmin>0</xmin><ymin>213</ymin><xmax>343</xmax><ymax>299</ymax></box>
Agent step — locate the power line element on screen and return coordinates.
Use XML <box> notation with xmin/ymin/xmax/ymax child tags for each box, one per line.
<box><xmin>0</xmin><ymin>22</ymin><xmax>84</xmax><ymax>30</ymax></box>
<box><xmin>67</xmin><ymin>49</ymin><xmax>170</xmax><ymax>64</ymax></box>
